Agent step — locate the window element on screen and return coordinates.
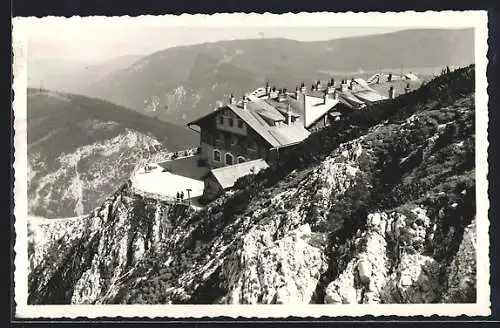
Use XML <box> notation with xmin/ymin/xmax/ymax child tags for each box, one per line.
<box><xmin>213</xmin><ymin>149</ymin><xmax>221</xmax><ymax>162</ymax></box>
<box><xmin>215</xmin><ymin>132</ymin><xmax>223</xmax><ymax>143</ymax></box>
<box><xmin>218</xmin><ymin>116</ymin><xmax>224</xmax><ymax>124</ymax></box>
<box><xmin>225</xmin><ymin>153</ymin><xmax>234</xmax><ymax>165</ymax></box>
<box><xmin>247</xmin><ymin>140</ymin><xmax>258</xmax><ymax>152</ymax></box>
<box><xmin>238</xmin><ymin>119</ymin><xmax>244</xmax><ymax>129</ymax></box>
<box><xmin>237</xmin><ymin>156</ymin><xmax>246</xmax><ymax>164</ymax></box>
<box><xmin>228</xmin><ymin>117</ymin><xmax>234</xmax><ymax>127</ymax></box>
<box><xmin>230</xmin><ymin>135</ymin><xmax>239</xmax><ymax>146</ymax></box>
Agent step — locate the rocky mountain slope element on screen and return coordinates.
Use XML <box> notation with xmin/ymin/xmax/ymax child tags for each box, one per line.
<box><xmin>27</xmin><ymin>89</ymin><xmax>198</xmax><ymax>218</ymax></box>
<box><xmin>82</xmin><ymin>28</ymin><xmax>474</xmax><ymax>124</ymax></box>
<box><xmin>28</xmin><ymin>66</ymin><xmax>476</xmax><ymax>305</ymax></box>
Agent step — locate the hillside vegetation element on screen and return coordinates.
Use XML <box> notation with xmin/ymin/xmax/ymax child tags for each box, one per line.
<box><xmin>27</xmin><ymin>89</ymin><xmax>198</xmax><ymax>218</ymax></box>
<box><xmin>28</xmin><ymin>65</ymin><xmax>476</xmax><ymax>305</ymax></box>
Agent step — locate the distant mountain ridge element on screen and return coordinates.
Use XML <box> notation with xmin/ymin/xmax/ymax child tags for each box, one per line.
<box><xmin>27</xmin><ymin>88</ymin><xmax>197</xmax><ymax>218</ymax></box>
<box><xmin>82</xmin><ymin>28</ymin><xmax>474</xmax><ymax>123</ymax></box>
<box><xmin>28</xmin><ymin>29</ymin><xmax>474</xmax><ymax>125</ymax></box>
<box><xmin>28</xmin><ymin>55</ymin><xmax>143</xmax><ymax>94</ymax></box>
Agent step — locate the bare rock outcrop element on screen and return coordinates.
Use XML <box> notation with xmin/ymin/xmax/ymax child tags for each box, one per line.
<box><xmin>325</xmin><ymin>207</ymin><xmax>446</xmax><ymax>304</ymax></box>
<box><xmin>223</xmin><ymin>224</ymin><xmax>327</xmax><ymax>304</ymax></box>
<box><xmin>442</xmin><ymin>219</ymin><xmax>477</xmax><ymax>303</ymax></box>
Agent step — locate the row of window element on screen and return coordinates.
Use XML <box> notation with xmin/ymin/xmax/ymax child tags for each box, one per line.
<box><xmin>213</xmin><ymin>149</ymin><xmax>246</xmax><ymax>165</ymax></box>
<box><xmin>218</xmin><ymin>115</ymin><xmax>245</xmax><ymax>129</ymax></box>
<box><xmin>214</xmin><ymin>132</ymin><xmax>258</xmax><ymax>151</ymax></box>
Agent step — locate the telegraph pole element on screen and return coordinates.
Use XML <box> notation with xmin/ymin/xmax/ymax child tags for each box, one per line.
<box><xmin>186</xmin><ymin>188</ymin><xmax>192</xmax><ymax>207</ymax></box>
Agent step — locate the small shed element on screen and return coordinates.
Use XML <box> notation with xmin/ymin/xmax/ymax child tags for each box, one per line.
<box><xmin>202</xmin><ymin>159</ymin><xmax>270</xmax><ymax>201</ymax></box>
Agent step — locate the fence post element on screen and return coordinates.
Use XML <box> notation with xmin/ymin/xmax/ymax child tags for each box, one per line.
<box><xmin>186</xmin><ymin>189</ymin><xmax>192</xmax><ymax>207</ymax></box>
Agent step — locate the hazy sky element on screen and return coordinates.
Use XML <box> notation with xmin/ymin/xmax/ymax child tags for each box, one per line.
<box><xmin>25</xmin><ymin>18</ymin><xmax>411</xmax><ymax>63</ymax></box>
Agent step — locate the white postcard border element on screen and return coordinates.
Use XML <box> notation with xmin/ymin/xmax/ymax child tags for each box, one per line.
<box><xmin>12</xmin><ymin>10</ymin><xmax>490</xmax><ymax>318</ymax></box>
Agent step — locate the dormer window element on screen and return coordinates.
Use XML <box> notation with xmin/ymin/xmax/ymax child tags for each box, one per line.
<box><xmin>228</xmin><ymin>117</ymin><xmax>234</xmax><ymax>127</ymax></box>
<box><xmin>238</xmin><ymin>119</ymin><xmax>244</xmax><ymax>129</ymax></box>
<box><xmin>218</xmin><ymin>115</ymin><xmax>224</xmax><ymax>124</ymax></box>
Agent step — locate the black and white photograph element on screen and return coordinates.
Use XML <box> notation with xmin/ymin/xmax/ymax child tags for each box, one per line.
<box><xmin>12</xmin><ymin>11</ymin><xmax>490</xmax><ymax>318</ymax></box>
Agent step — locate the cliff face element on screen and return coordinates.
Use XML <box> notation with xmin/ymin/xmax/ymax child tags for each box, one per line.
<box><xmin>28</xmin><ymin>191</ymin><xmax>186</xmax><ymax>304</ymax></box>
<box><xmin>28</xmin><ymin>67</ymin><xmax>477</xmax><ymax>305</ymax></box>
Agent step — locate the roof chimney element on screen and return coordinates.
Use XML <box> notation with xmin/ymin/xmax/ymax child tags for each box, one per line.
<box><xmin>302</xmin><ymin>89</ymin><xmax>307</xmax><ymax>128</ymax></box>
<box><xmin>229</xmin><ymin>93</ymin><xmax>235</xmax><ymax>105</ymax></box>
<box><xmin>243</xmin><ymin>94</ymin><xmax>249</xmax><ymax>110</ymax></box>
<box><xmin>300</xmin><ymin>82</ymin><xmax>307</xmax><ymax>95</ymax></box>
<box><xmin>269</xmin><ymin>86</ymin><xmax>278</xmax><ymax>99</ymax></box>
<box><xmin>327</xmin><ymin>78</ymin><xmax>336</xmax><ymax>94</ymax></box>
<box><xmin>278</xmin><ymin>88</ymin><xmax>287</xmax><ymax>102</ymax></box>
<box><xmin>286</xmin><ymin>103</ymin><xmax>292</xmax><ymax>125</ymax></box>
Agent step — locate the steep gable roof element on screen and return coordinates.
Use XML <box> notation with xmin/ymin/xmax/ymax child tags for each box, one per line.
<box><xmin>229</xmin><ymin>100</ymin><xmax>310</xmax><ymax>148</ymax></box>
<box><xmin>188</xmin><ymin>97</ymin><xmax>309</xmax><ymax>149</ymax></box>
<box><xmin>353</xmin><ymin>78</ymin><xmax>369</xmax><ymax>87</ymax></box>
<box><xmin>305</xmin><ymin>97</ymin><xmax>339</xmax><ymax>127</ymax></box>
<box><xmin>404</xmin><ymin>72</ymin><xmax>420</xmax><ymax>81</ymax></box>
<box><xmin>263</xmin><ymin>93</ymin><xmax>340</xmax><ymax>128</ymax></box>
<box><xmin>352</xmin><ymin>89</ymin><xmax>388</xmax><ymax>103</ymax></box>
<box><xmin>306</xmin><ymin>89</ymin><xmax>327</xmax><ymax>98</ymax></box>
<box><xmin>187</xmin><ymin>107</ymin><xmax>224</xmax><ymax>127</ymax></box>
<box><xmin>263</xmin><ymin>97</ymin><xmax>302</xmax><ymax>117</ymax></box>
<box><xmin>337</xmin><ymin>90</ymin><xmax>367</xmax><ymax>108</ymax></box>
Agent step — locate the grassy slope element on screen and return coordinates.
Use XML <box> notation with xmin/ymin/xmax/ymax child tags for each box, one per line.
<box><xmin>28</xmin><ymin>89</ymin><xmax>197</xmax><ymax>154</ymax></box>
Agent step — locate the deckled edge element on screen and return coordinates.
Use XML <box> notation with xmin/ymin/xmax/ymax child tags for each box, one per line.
<box><xmin>12</xmin><ymin>19</ymin><xmax>29</xmax><ymax>320</ymax></box>
<box><xmin>10</xmin><ymin>10</ymin><xmax>490</xmax><ymax>27</ymax></box>
<box><xmin>12</xmin><ymin>10</ymin><xmax>491</xmax><ymax>319</ymax></box>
